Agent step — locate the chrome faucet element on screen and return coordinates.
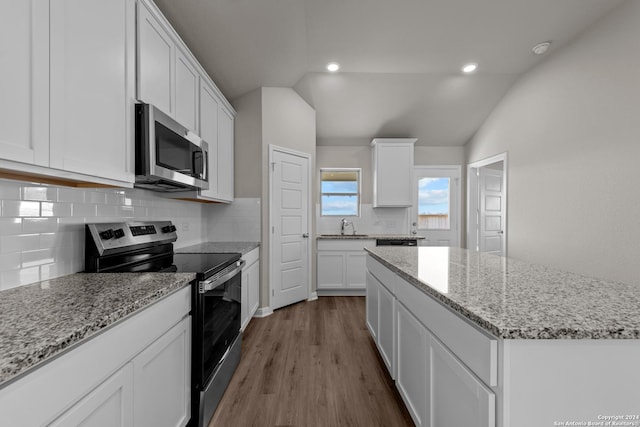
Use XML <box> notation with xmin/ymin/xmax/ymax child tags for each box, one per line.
<box><xmin>340</xmin><ymin>218</ymin><xmax>356</xmax><ymax>235</ymax></box>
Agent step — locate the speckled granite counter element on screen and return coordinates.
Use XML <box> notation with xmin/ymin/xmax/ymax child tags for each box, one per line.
<box><xmin>366</xmin><ymin>246</ymin><xmax>640</xmax><ymax>339</ymax></box>
<box><xmin>0</xmin><ymin>272</ymin><xmax>195</xmax><ymax>387</ymax></box>
<box><xmin>176</xmin><ymin>241</ymin><xmax>260</xmax><ymax>255</ymax></box>
<box><xmin>317</xmin><ymin>234</ymin><xmax>423</xmax><ymax>240</ymax></box>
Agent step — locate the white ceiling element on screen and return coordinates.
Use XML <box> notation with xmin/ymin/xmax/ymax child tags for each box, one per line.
<box><xmin>153</xmin><ymin>0</ymin><xmax>624</xmax><ymax>146</ymax></box>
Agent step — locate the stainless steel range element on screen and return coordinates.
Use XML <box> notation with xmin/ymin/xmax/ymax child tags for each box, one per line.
<box><xmin>85</xmin><ymin>221</ymin><xmax>243</xmax><ymax>427</ymax></box>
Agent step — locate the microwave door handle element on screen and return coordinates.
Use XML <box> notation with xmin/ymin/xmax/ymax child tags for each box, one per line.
<box><xmin>202</xmin><ymin>150</ymin><xmax>208</xmax><ymax>181</ymax></box>
<box><xmin>192</xmin><ymin>151</ymin><xmax>204</xmax><ymax>179</ymax></box>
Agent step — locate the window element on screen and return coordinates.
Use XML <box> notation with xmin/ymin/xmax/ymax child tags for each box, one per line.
<box><xmin>320</xmin><ymin>169</ymin><xmax>360</xmax><ymax>216</ymax></box>
<box><xmin>418</xmin><ymin>177</ymin><xmax>450</xmax><ymax>229</ymax></box>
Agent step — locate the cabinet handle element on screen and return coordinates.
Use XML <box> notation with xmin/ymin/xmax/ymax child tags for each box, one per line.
<box><xmin>302</xmin><ymin>233</ymin><xmax>309</xmax><ymax>238</ymax></box>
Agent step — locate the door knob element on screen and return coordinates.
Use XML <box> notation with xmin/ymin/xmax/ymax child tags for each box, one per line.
<box><xmin>302</xmin><ymin>233</ymin><xmax>309</xmax><ymax>238</ymax></box>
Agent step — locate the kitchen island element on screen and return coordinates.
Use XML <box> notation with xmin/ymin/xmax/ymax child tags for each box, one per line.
<box><xmin>365</xmin><ymin>246</ymin><xmax>640</xmax><ymax>427</ymax></box>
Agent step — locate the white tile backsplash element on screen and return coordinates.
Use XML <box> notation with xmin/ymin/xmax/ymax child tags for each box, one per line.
<box><xmin>205</xmin><ymin>198</ymin><xmax>261</xmax><ymax>242</ymax></box>
<box><xmin>0</xmin><ymin>178</ymin><xmax>206</xmax><ymax>291</ymax></box>
<box><xmin>316</xmin><ymin>203</ymin><xmax>409</xmax><ymax>235</ymax></box>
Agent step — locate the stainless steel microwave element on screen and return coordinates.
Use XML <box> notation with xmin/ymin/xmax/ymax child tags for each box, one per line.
<box><xmin>135</xmin><ymin>103</ymin><xmax>209</xmax><ymax>192</ymax></box>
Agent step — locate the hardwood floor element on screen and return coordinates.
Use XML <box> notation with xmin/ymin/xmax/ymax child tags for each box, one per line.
<box><xmin>209</xmin><ymin>297</ymin><xmax>414</xmax><ymax>427</ymax></box>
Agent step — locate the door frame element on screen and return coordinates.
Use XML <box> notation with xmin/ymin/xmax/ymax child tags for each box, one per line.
<box><xmin>466</xmin><ymin>152</ymin><xmax>508</xmax><ymax>256</ymax></box>
<box><xmin>411</xmin><ymin>165</ymin><xmax>462</xmax><ymax>247</ymax></box>
<box><xmin>268</xmin><ymin>144</ymin><xmax>312</xmax><ymax>310</ymax></box>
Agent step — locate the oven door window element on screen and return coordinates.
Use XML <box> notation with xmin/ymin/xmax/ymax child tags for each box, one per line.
<box><xmin>201</xmin><ymin>271</ymin><xmax>241</xmax><ymax>382</ymax></box>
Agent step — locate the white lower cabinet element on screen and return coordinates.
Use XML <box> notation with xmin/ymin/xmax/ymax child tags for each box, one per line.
<box><xmin>430</xmin><ymin>337</ymin><xmax>495</xmax><ymax>427</ymax></box>
<box><xmin>396</xmin><ymin>302</ymin><xmax>429</xmax><ymax>427</ymax></box>
<box><xmin>133</xmin><ymin>317</ymin><xmax>191</xmax><ymax>427</ymax></box>
<box><xmin>365</xmin><ymin>272</ymin><xmax>379</xmax><ymax>340</ymax></box>
<box><xmin>0</xmin><ymin>287</ymin><xmax>191</xmax><ymax>427</ymax></box>
<box><xmin>50</xmin><ymin>364</ymin><xmax>134</xmax><ymax>427</ymax></box>
<box><xmin>367</xmin><ymin>256</ymin><xmax>496</xmax><ymax>427</ymax></box>
<box><xmin>241</xmin><ymin>248</ymin><xmax>260</xmax><ymax>331</ymax></box>
<box><xmin>377</xmin><ymin>281</ymin><xmax>395</xmax><ymax>378</ymax></box>
<box><xmin>317</xmin><ymin>239</ymin><xmax>375</xmax><ymax>293</ymax></box>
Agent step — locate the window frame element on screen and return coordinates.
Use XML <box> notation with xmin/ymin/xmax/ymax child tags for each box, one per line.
<box><xmin>319</xmin><ymin>168</ymin><xmax>361</xmax><ymax>217</ymax></box>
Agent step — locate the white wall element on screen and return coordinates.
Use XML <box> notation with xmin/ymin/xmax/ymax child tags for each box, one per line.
<box><xmin>206</xmin><ymin>197</ymin><xmax>260</xmax><ymax>241</ymax></box>
<box><xmin>0</xmin><ymin>179</ymin><xmax>205</xmax><ymax>291</ymax></box>
<box><xmin>316</xmin><ymin>145</ymin><xmax>464</xmax><ymax>235</ymax></box>
<box><xmin>466</xmin><ymin>0</ymin><xmax>640</xmax><ymax>285</ymax></box>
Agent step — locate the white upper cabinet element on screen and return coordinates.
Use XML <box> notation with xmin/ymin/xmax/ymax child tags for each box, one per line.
<box><xmin>371</xmin><ymin>138</ymin><xmax>416</xmax><ymax>207</ymax></box>
<box><xmin>137</xmin><ymin>0</ymin><xmax>235</xmax><ymax>203</ymax></box>
<box><xmin>0</xmin><ymin>0</ymin><xmax>49</xmax><ymax>167</ymax></box>
<box><xmin>0</xmin><ymin>0</ymin><xmax>134</xmax><ymax>186</ymax></box>
<box><xmin>136</xmin><ymin>1</ymin><xmax>174</xmax><ymax>116</ymax></box>
<box><xmin>199</xmin><ymin>80</ymin><xmax>220</xmax><ymax>199</ymax></box>
<box><xmin>217</xmin><ymin>105</ymin><xmax>234</xmax><ymax>202</ymax></box>
<box><xmin>49</xmin><ymin>0</ymin><xmax>135</xmax><ymax>183</ymax></box>
<box><xmin>174</xmin><ymin>50</ymin><xmax>199</xmax><ymax>132</ymax></box>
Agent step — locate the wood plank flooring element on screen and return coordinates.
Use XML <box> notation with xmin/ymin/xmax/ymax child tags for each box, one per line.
<box><xmin>209</xmin><ymin>297</ymin><xmax>414</xmax><ymax>427</ymax></box>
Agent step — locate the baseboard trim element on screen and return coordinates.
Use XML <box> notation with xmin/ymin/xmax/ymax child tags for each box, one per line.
<box><xmin>253</xmin><ymin>306</ymin><xmax>273</xmax><ymax>318</ymax></box>
<box><xmin>307</xmin><ymin>291</ymin><xmax>318</xmax><ymax>301</ymax></box>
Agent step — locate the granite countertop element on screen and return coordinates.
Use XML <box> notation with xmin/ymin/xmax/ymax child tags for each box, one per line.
<box><xmin>317</xmin><ymin>234</ymin><xmax>424</xmax><ymax>240</ymax></box>
<box><xmin>176</xmin><ymin>241</ymin><xmax>260</xmax><ymax>255</ymax></box>
<box><xmin>0</xmin><ymin>272</ymin><xmax>195</xmax><ymax>388</ymax></box>
<box><xmin>366</xmin><ymin>246</ymin><xmax>640</xmax><ymax>340</ymax></box>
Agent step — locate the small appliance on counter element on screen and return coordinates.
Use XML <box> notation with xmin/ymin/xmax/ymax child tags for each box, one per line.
<box><xmin>85</xmin><ymin>221</ymin><xmax>243</xmax><ymax>427</ymax></box>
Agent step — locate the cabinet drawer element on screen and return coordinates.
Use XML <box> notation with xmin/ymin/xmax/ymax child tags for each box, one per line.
<box><xmin>366</xmin><ymin>256</ymin><xmax>397</xmax><ymax>295</ymax></box>
<box><xmin>317</xmin><ymin>239</ymin><xmax>375</xmax><ymax>251</ymax></box>
<box><xmin>395</xmin><ymin>276</ymin><xmax>497</xmax><ymax>387</ymax></box>
<box><xmin>242</xmin><ymin>247</ymin><xmax>259</xmax><ymax>267</ymax></box>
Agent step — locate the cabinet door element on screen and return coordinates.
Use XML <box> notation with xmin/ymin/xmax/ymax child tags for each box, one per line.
<box><xmin>50</xmin><ymin>364</ymin><xmax>134</xmax><ymax>427</ymax></box>
<box><xmin>49</xmin><ymin>0</ymin><xmax>134</xmax><ymax>183</ymax></box>
<box><xmin>247</xmin><ymin>259</ymin><xmax>260</xmax><ymax>318</ymax></box>
<box><xmin>346</xmin><ymin>252</ymin><xmax>367</xmax><ymax>288</ymax></box>
<box><xmin>198</xmin><ymin>81</ymin><xmax>219</xmax><ymax>199</ymax></box>
<box><xmin>133</xmin><ymin>317</ymin><xmax>191</xmax><ymax>427</ymax></box>
<box><xmin>430</xmin><ymin>337</ymin><xmax>495</xmax><ymax>427</ymax></box>
<box><xmin>377</xmin><ymin>281</ymin><xmax>395</xmax><ymax>378</ymax></box>
<box><xmin>241</xmin><ymin>268</ymin><xmax>249</xmax><ymax>331</ymax></box>
<box><xmin>174</xmin><ymin>49</ymin><xmax>198</xmax><ymax>132</ymax></box>
<box><xmin>217</xmin><ymin>106</ymin><xmax>234</xmax><ymax>202</ymax></box>
<box><xmin>365</xmin><ymin>272</ymin><xmax>379</xmax><ymax>340</ymax></box>
<box><xmin>317</xmin><ymin>252</ymin><xmax>346</xmax><ymax>289</ymax></box>
<box><xmin>0</xmin><ymin>0</ymin><xmax>49</xmax><ymax>166</ymax></box>
<box><xmin>373</xmin><ymin>142</ymin><xmax>413</xmax><ymax>207</ymax></box>
<box><xmin>137</xmin><ymin>1</ymin><xmax>174</xmax><ymax>115</ymax></box>
<box><xmin>396</xmin><ymin>302</ymin><xmax>430</xmax><ymax>427</ymax></box>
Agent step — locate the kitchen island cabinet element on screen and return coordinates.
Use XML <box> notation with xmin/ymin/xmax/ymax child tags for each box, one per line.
<box><xmin>366</xmin><ymin>246</ymin><xmax>640</xmax><ymax>427</ymax></box>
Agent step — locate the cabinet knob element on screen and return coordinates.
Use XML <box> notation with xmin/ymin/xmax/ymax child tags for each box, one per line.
<box><xmin>302</xmin><ymin>233</ymin><xmax>309</xmax><ymax>238</ymax></box>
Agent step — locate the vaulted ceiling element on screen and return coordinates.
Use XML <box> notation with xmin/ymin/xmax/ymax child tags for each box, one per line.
<box><xmin>153</xmin><ymin>0</ymin><xmax>623</xmax><ymax>146</ymax></box>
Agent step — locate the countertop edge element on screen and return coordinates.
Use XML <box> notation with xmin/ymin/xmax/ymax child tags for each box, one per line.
<box><xmin>365</xmin><ymin>249</ymin><xmax>640</xmax><ymax>340</ymax></box>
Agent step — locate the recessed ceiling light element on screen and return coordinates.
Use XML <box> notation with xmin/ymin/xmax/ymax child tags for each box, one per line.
<box><xmin>462</xmin><ymin>63</ymin><xmax>478</xmax><ymax>73</ymax></box>
<box><xmin>532</xmin><ymin>41</ymin><xmax>551</xmax><ymax>55</ymax></box>
<box><xmin>326</xmin><ymin>62</ymin><xmax>340</xmax><ymax>72</ymax></box>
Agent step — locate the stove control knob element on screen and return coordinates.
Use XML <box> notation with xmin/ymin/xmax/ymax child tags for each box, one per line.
<box><xmin>113</xmin><ymin>228</ymin><xmax>125</xmax><ymax>239</ymax></box>
<box><xmin>161</xmin><ymin>225</ymin><xmax>177</xmax><ymax>233</ymax></box>
<box><xmin>99</xmin><ymin>229</ymin><xmax>114</xmax><ymax>240</ymax></box>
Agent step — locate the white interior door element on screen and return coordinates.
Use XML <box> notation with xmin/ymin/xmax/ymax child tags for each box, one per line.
<box><xmin>479</xmin><ymin>167</ymin><xmax>505</xmax><ymax>256</ymax></box>
<box><xmin>467</xmin><ymin>154</ymin><xmax>507</xmax><ymax>256</ymax></box>
<box><xmin>270</xmin><ymin>147</ymin><xmax>310</xmax><ymax>311</ymax></box>
<box><xmin>410</xmin><ymin>166</ymin><xmax>461</xmax><ymax>247</ymax></box>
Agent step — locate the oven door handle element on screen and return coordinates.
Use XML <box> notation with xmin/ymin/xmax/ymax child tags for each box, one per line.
<box><xmin>198</xmin><ymin>260</ymin><xmax>245</xmax><ymax>294</ymax></box>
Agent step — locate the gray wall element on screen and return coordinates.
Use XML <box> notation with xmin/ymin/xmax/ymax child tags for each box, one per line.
<box><xmin>233</xmin><ymin>87</ymin><xmax>316</xmax><ymax>308</ymax></box>
<box><xmin>466</xmin><ymin>0</ymin><xmax>640</xmax><ymax>285</ymax></box>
